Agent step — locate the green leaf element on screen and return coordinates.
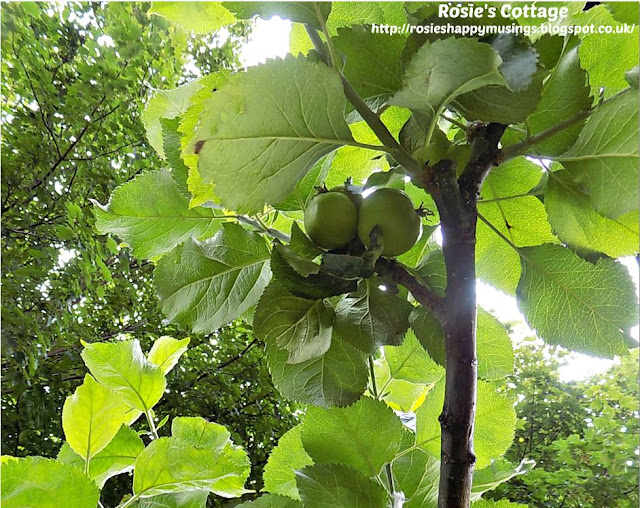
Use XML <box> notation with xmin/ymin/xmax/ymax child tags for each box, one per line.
<box><xmin>155</xmin><ymin>224</ymin><xmax>271</xmax><ymax>333</ymax></box>
<box><xmin>255</xmin><ymin>282</ymin><xmax>333</xmax><ymax>364</ymax></box>
<box><xmin>81</xmin><ymin>339</ymin><xmax>166</xmax><ymax>412</ymax></box>
<box><xmin>476</xmin><ymin>157</ymin><xmax>556</xmax><ymax>294</ymax></box>
<box><xmin>576</xmin><ymin>5</ymin><xmax>639</xmax><ymax>96</ymax></box>
<box><xmin>266</xmin><ymin>332</ymin><xmax>368</xmax><ymax>408</ymax></box>
<box><xmin>93</xmin><ymin>170</ymin><xmax>224</xmax><ymax>259</ymax></box>
<box><xmin>383</xmin><ymin>330</ymin><xmax>443</xmax><ymax>385</ymax></box>
<box><xmin>410</xmin><ymin>306</ymin><xmax>513</xmax><ymax>380</ymax></box>
<box><xmin>490</xmin><ymin>34</ymin><xmax>540</xmax><ymax>92</ymax></box>
<box><xmin>133</xmin><ymin>436</ymin><xmax>250</xmax><ymax>499</ymax></box>
<box><xmin>416</xmin><ymin>379</ymin><xmax>516</xmax><ymax>468</ymax></box>
<box><xmin>374</xmin><ymin>360</ymin><xmax>432</xmax><ymax>413</ymax></box>
<box><xmin>263</xmin><ymin>426</ymin><xmax>314</xmax><ymax>500</ymax></box>
<box><xmin>334</xmin><ymin>278</ymin><xmax>412</xmax><ymax>354</ymax></box>
<box><xmin>605</xmin><ymin>1</ymin><xmax>639</xmax><ymax>24</ymax></box>
<box><xmin>393</xmin><ymin>448</ymin><xmax>439</xmax><ymax>508</ymax></box>
<box><xmin>161</xmin><ymin>117</ymin><xmax>190</xmax><ymax>194</ymax></box>
<box><xmin>557</xmin><ymin>92</ymin><xmax>639</xmax><ymax>218</ymax></box>
<box><xmin>454</xmin><ymin>34</ymin><xmax>544</xmax><ymax>124</ymax></box>
<box><xmin>332</xmin><ymin>25</ymin><xmax>405</xmax><ymax>103</ymax></box>
<box><xmin>270</xmin><ymin>245</ymin><xmax>359</xmax><ymax>300</ymax></box>
<box><xmin>148</xmin><ymin>2</ymin><xmax>235</xmax><ymax>34</ymax></box>
<box><xmin>62</xmin><ymin>374</ymin><xmax>130</xmax><ymax>462</ymax></box>
<box><xmin>471</xmin><ymin>459</ymin><xmax>536</xmax><ymax>500</ymax></box>
<box><xmin>143</xmin><ymin>77</ymin><xmax>218</xmax><ymax>159</ymax></box>
<box><xmin>545</xmin><ymin>170</ymin><xmax>639</xmax><ymax>258</ymax></box>
<box><xmin>453</xmin><ymin>69</ymin><xmax>544</xmax><ymax>125</ymax></box>
<box><xmin>409</xmin><ymin>306</ymin><xmax>445</xmax><ymax>365</ymax></box>
<box><xmin>148</xmin><ymin>336</ymin><xmax>190</xmax><ymax>375</ymax></box>
<box><xmin>517</xmin><ymin>244</ymin><xmax>638</xmax><ymax>358</ymax></box>
<box><xmin>526</xmin><ymin>46</ymin><xmax>592</xmax><ymax>156</ymax></box>
<box><xmin>1</xmin><ymin>456</ymin><xmax>100</xmax><ymax>508</ymax></box>
<box><xmin>326</xmin><ymin>2</ymin><xmax>407</xmax><ymax>34</ymax></box>
<box><xmin>224</xmin><ymin>2</ymin><xmax>330</xmax><ymax>29</ymax></box>
<box><xmin>476</xmin><ymin>310</ymin><xmax>514</xmax><ymax>381</ymax></box>
<box><xmin>295</xmin><ymin>464</ymin><xmax>387</xmax><ymax>508</ymax></box>
<box><xmin>57</xmin><ymin>425</ymin><xmax>145</xmax><ymax>488</ymax></box>
<box><xmin>391</xmin><ymin>37</ymin><xmax>504</xmax><ymax>116</ymax></box>
<box><xmin>171</xmin><ymin>417</ymin><xmax>230</xmax><ymax>452</ymax></box>
<box><xmin>134</xmin><ymin>491</ymin><xmax>209</xmax><ymax>508</ymax></box>
<box><xmin>301</xmin><ymin>397</ymin><xmax>405</xmax><ymax>477</ymax></box>
<box><xmin>625</xmin><ymin>66</ymin><xmax>639</xmax><ymax>89</ymax></box>
<box><xmin>236</xmin><ymin>494</ymin><xmax>302</xmax><ymax>507</ymax></box>
<box><xmin>275</xmin><ymin>154</ymin><xmax>333</xmax><ymax>212</ymax></box>
<box><xmin>188</xmin><ymin>55</ymin><xmax>353</xmax><ymax>213</ymax></box>
<box><xmin>472</xmin><ymin>501</ymin><xmax>528</xmax><ymax>508</ymax></box>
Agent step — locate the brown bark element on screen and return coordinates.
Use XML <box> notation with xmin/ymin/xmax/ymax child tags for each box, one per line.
<box><xmin>421</xmin><ymin>123</ymin><xmax>505</xmax><ymax>507</ymax></box>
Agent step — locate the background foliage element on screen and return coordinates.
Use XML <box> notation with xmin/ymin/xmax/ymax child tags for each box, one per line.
<box><xmin>1</xmin><ymin>3</ymin><xmax>297</xmax><ymax>504</ymax></box>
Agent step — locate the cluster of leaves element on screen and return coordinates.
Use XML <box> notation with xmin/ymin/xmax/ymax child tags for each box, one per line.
<box><xmin>2</xmin><ymin>336</ymin><xmax>255</xmax><ymax>507</ymax></box>
<box><xmin>490</xmin><ymin>342</ymin><xmax>639</xmax><ymax>507</ymax></box>
<box><xmin>3</xmin><ymin>1</ymin><xmax>639</xmax><ymax>507</ymax></box>
<box><xmin>1</xmin><ymin>2</ymin><xmax>298</xmax><ymax>503</ymax></box>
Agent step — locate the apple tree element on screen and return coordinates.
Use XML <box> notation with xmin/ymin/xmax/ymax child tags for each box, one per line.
<box><xmin>3</xmin><ymin>2</ymin><xmax>638</xmax><ymax>508</ymax></box>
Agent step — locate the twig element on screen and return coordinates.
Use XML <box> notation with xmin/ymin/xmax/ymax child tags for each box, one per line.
<box><xmin>375</xmin><ymin>258</ymin><xmax>446</xmax><ymax>323</ymax></box>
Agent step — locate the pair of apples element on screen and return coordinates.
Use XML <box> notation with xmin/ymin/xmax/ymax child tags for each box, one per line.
<box><xmin>303</xmin><ymin>187</ymin><xmax>422</xmax><ymax>257</ymax></box>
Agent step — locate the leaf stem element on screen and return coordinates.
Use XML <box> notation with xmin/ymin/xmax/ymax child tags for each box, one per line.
<box><xmin>117</xmin><ymin>494</ymin><xmax>140</xmax><ymax>508</ymax></box>
<box><xmin>145</xmin><ymin>409</ymin><xmax>159</xmax><ymax>440</ymax></box>
<box><xmin>440</xmin><ymin>113</ymin><xmax>467</xmax><ymax>130</ymax></box>
<box><xmin>313</xmin><ymin>2</ymin><xmax>339</xmax><ymax>70</ymax></box>
<box><xmin>368</xmin><ymin>356</ymin><xmax>379</xmax><ymax>398</ymax></box>
<box><xmin>477</xmin><ymin>189</ymin><xmax>544</xmax><ymax>204</ymax></box>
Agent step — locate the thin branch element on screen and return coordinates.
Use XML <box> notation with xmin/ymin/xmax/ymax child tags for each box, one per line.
<box><xmin>304</xmin><ymin>25</ymin><xmax>421</xmax><ymax>176</ymax></box>
<box><xmin>502</xmin><ymin>87</ymin><xmax>632</xmax><ymax>161</ymax></box>
<box><xmin>235</xmin><ymin>215</ymin><xmax>290</xmax><ymax>242</ymax></box>
<box><xmin>440</xmin><ymin>113</ymin><xmax>467</xmax><ymax>130</ymax></box>
<box><xmin>375</xmin><ymin>257</ymin><xmax>446</xmax><ymax>323</ymax></box>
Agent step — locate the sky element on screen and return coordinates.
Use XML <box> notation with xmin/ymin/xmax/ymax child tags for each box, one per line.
<box><xmin>238</xmin><ymin>17</ymin><xmax>639</xmax><ymax>382</ymax></box>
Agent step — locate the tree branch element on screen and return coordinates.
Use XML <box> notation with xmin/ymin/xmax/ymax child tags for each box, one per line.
<box><xmin>374</xmin><ymin>257</ymin><xmax>446</xmax><ymax>323</ymax></box>
<box><xmin>304</xmin><ymin>25</ymin><xmax>421</xmax><ymax>176</ymax></box>
<box><xmin>502</xmin><ymin>87</ymin><xmax>632</xmax><ymax>161</ymax></box>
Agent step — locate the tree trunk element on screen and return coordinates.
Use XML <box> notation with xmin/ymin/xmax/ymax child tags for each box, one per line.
<box><xmin>423</xmin><ymin>123</ymin><xmax>505</xmax><ymax>507</ymax></box>
<box><xmin>438</xmin><ymin>214</ymin><xmax>478</xmax><ymax>508</ymax></box>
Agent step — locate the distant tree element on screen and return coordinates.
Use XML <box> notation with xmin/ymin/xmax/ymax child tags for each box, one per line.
<box><xmin>1</xmin><ymin>3</ymin><xmax>296</xmax><ymax>504</ymax></box>
<box><xmin>491</xmin><ymin>341</ymin><xmax>639</xmax><ymax>507</ymax></box>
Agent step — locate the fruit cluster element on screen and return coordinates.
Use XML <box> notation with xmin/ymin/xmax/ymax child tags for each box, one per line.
<box><xmin>303</xmin><ymin>186</ymin><xmax>422</xmax><ymax>257</ymax></box>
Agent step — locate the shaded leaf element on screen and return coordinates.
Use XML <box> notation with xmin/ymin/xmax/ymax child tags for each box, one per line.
<box><xmin>334</xmin><ymin>278</ymin><xmax>412</xmax><ymax>354</ymax></box>
<box><xmin>254</xmin><ymin>282</ymin><xmax>333</xmax><ymax>364</ymax></box>
<box><xmin>296</xmin><ymin>464</ymin><xmax>387</xmax><ymax>508</ymax></box>
<box><xmin>301</xmin><ymin>397</ymin><xmax>405</xmax><ymax>476</ymax></box>
<box><xmin>263</xmin><ymin>426</ymin><xmax>313</xmax><ymax>500</ymax></box>
<box><xmin>545</xmin><ymin>170</ymin><xmax>639</xmax><ymax>258</ymax></box>
<box><xmin>155</xmin><ymin>224</ymin><xmax>271</xmax><ymax>333</ymax></box>
<box><xmin>188</xmin><ymin>56</ymin><xmax>353</xmax><ymax>213</ymax></box>
<box><xmin>416</xmin><ymin>379</ymin><xmax>516</xmax><ymax>468</ymax></box>
<box><xmin>93</xmin><ymin>170</ymin><xmax>224</xmax><ymax>259</ymax></box>
<box><xmin>558</xmin><ymin>91</ymin><xmax>639</xmax><ymax>218</ymax></box>
<box><xmin>266</xmin><ymin>332</ymin><xmax>368</xmax><ymax>408</ymax></box>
